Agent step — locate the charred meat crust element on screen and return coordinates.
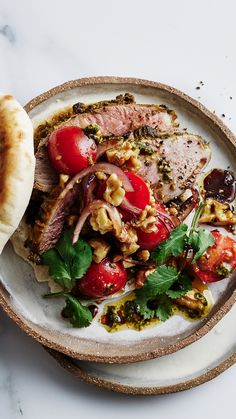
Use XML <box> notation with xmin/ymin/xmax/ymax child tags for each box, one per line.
<box><xmin>72</xmin><ymin>93</ymin><xmax>136</xmax><ymax>113</ymax></box>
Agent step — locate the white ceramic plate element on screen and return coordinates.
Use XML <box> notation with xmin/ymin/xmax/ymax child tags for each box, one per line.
<box><xmin>0</xmin><ymin>77</ymin><xmax>236</xmax><ymax>363</ymax></box>
<box><xmin>47</xmin><ymin>300</ymin><xmax>236</xmax><ymax>395</ymax></box>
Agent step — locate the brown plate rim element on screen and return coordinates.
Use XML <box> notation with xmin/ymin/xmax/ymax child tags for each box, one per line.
<box><xmin>45</xmin><ymin>346</ymin><xmax>236</xmax><ymax>395</ymax></box>
<box><xmin>0</xmin><ymin>76</ymin><xmax>236</xmax><ymax>364</ymax></box>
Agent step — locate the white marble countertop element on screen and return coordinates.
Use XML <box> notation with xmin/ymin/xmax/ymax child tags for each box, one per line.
<box><xmin>1</xmin><ymin>0</ymin><xmax>236</xmax><ymax>417</ymax></box>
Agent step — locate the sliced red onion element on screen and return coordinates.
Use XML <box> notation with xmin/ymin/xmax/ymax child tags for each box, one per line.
<box><xmin>120</xmin><ymin>197</ymin><xmax>142</xmax><ymax>215</ymax></box>
<box><xmin>82</xmin><ymin>174</ymin><xmax>97</xmax><ymax>207</ymax></box>
<box><xmin>73</xmin><ymin>199</ymin><xmax>122</xmax><ymax>243</ymax></box>
<box><xmin>156</xmin><ymin>210</ymin><xmax>176</xmax><ymax>232</ymax></box>
<box><xmin>64</xmin><ymin>163</ymin><xmax>134</xmax><ymax>199</ymax></box>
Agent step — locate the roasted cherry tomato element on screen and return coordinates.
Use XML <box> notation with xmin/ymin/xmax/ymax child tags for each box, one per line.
<box><xmin>48</xmin><ymin>126</ymin><xmax>97</xmax><ymax>175</ymax></box>
<box><xmin>75</xmin><ymin>259</ymin><xmax>127</xmax><ymax>298</ymax></box>
<box><xmin>192</xmin><ymin>230</ymin><xmax>236</xmax><ymax>283</ymax></box>
<box><xmin>136</xmin><ymin>219</ymin><xmax>170</xmax><ymax>251</ymax></box>
<box><xmin>97</xmin><ymin>171</ymin><xmax>150</xmax><ymax>221</ymax></box>
<box><xmin>124</xmin><ymin>171</ymin><xmax>150</xmax><ymax>210</ymax></box>
<box><xmin>136</xmin><ymin>202</ymin><xmax>172</xmax><ymax>251</ymax></box>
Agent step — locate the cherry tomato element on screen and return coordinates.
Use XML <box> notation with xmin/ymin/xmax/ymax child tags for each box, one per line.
<box><xmin>124</xmin><ymin>171</ymin><xmax>150</xmax><ymax>210</ymax></box>
<box><xmin>48</xmin><ymin>126</ymin><xmax>97</xmax><ymax>175</ymax></box>
<box><xmin>75</xmin><ymin>259</ymin><xmax>127</xmax><ymax>298</ymax></box>
<box><xmin>136</xmin><ymin>219</ymin><xmax>170</xmax><ymax>251</ymax></box>
<box><xmin>193</xmin><ymin>230</ymin><xmax>236</xmax><ymax>283</ymax></box>
<box><xmin>97</xmin><ymin>171</ymin><xmax>150</xmax><ymax>221</ymax></box>
<box><xmin>136</xmin><ymin>201</ymin><xmax>173</xmax><ymax>251</ymax></box>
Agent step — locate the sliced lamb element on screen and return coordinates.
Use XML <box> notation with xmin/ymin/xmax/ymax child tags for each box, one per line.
<box><xmin>32</xmin><ymin>184</ymin><xmax>80</xmax><ymax>254</ymax></box>
<box><xmin>137</xmin><ymin>132</ymin><xmax>211</xmax><ymax>202</ymax></box>
<box><xmin>34</xmin><ymin>102</ymin><xmax>178</xmax><ymax>193</ymax></box>
<box><xmin>65</xmin><ymin>104</ymin><xmax>178</xmax><ymax>136</ymax></box>
<box><xmin>34</xmin><ymin>145</ymin><xmax>58</xmax><ymax>193</ymax></box>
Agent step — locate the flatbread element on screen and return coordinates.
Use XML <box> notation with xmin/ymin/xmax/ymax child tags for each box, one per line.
<box><xmin>0</xmin><ymin>94</ymin><xmax>35</xmax><ymax>253</ymax></box>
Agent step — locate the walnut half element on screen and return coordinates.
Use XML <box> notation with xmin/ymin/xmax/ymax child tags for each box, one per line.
<box><xmin>132</xmin><ymin>205</ymin><xmax>157</xmax><ymax>233</ymax></box>
<box><xmin>106</xmin><ymin>140</ymin><xmax>141</xmax><ymax>172</ymax></box>
<box><xmin>90</xmin><ymin>208</ymin><xmax>114</xmax><ymax>234</ymax></box>
<box><xmin>120</xmin><ymin>227</ymin><xmax>139</xmax><ymax>256</ymax></box>
<box><xmin>103</xmin><ymin>174</ymin><xmax>125</xmax><ymax>206</ymax></box>
<box><xmin>89</xmin><ymin>238</ymin><xmax>111</xmax><ymax>263</ymax></box>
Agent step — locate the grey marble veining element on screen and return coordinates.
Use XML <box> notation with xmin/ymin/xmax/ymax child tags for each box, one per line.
<box><xmin>0</xmin><ymin>25</ymin><xmax>15</xmax><ymax>44</ymax></box>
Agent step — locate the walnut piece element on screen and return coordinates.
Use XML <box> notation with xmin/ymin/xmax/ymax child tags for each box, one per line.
<box><xmin>137</xmin><ymin>249</ymin><xmax>150</xmax><ymax>262</ymax></box>
<box><xmin>90</xmin><ymin>208</ymin><xmax>114</xmax><ymax>234</ymax></box>
<box><xmin>106</xmin><ymin>140</ymin><xmax>141</xmax><ymax>172</ymax></box>
<box><xmin>199</xmin><ymin>198</ymin><xmax>236</xmax><ymax>225</ymax></box>
<box><xmin>95</xmin><ymin>171</ymin><xmax>107</xmax><ymax>181</ymax></box>
<box><xmin>89</xmin><ymin>238</ymin><xmax>111</xmax><ymax>263</ymax></box>
<box><xmin>135</xmin><ymin>268</ymin><xmax>155</xmax><ymax>289</ymax></box>
<box><xmin>133</xmin><ymin>205</ymin><xmax>157</xmax><ymax>233</ymax></box>
<box><xmin>175</xmin><ymin>290</ymin><xmax>207</xmax><ymax>313</ymax></box>
<box><xmin>103</xmin><ymin>174</ymin><xmax>125</xmax><ymax>206</ymax></box>
<box><xmin>122</xmin><ymin>260</ymin><xmax>136</xmax><ymax>268</ymax></box>
<box><xmin>59</xmin><ymin>174</ymin><xmax>69</xmax><ymax>188</ymax></box>
<box><xmin>120</xmin><ymin>227</ymin><xmax>139</xmax><ymax>255</ymax></box>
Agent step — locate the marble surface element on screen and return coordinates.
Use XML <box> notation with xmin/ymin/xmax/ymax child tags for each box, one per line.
<box><xmin>1</xmin><ymin>0</ymin><xmax>236</xmax><ymax>417</ymax></box>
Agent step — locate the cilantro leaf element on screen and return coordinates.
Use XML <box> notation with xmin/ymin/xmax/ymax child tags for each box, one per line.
<box><xmin>154</xmin><ymin>294</ymin><xmax>173</xmax><ymax>321</ymax></box>
<box><xmin>166</xmin><ymin>275</ymin><xmax>192</xmax><ymax>298</ymax></box>
<box><xmin>62</xmin><ymin>295</ymin><xmax>93</xmax><ymax>328</ymax></box>
<box><xmin>189</xmin><ymin>228</ymin><xmax>215</xmax><ymax>264</ymax></box>
<box><xmin>136</xmin><ymin>293</ymin><xmax>173</xmax><ymax>322</ymax></box>
<box><xmin>135</xmin><ymin>266</ymin><xmax>191</xmax><ymax>322</ymax></box>
<box><xmin>136</xmin><ymin>294</ymin><xmax>155</xmax><ymax>320</ymax></box>
<box><xmin>42</xmin><ymin>249</ymin><xmax>72</xmax><ymax>290</ymax></box>
<box><xmin>42</xmin><ymin>229</ymin><xmax>92</xmax><ymax>291</ymax></box>
<box><xmin>136</xmin><ymin>266</ymin><xmax>180</xmax><ymax>299</ymax></box>
<box><xmin>151</xmin><ymin>224</ymin><xmax>188</xmax><ymax>264</ymax></box>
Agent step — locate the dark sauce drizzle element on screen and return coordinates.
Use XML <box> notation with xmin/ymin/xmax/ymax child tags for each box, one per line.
<box><xmin>204</xmin><ymin>168</ymin><xmax>235</xmax><ymax>203</ymax></box>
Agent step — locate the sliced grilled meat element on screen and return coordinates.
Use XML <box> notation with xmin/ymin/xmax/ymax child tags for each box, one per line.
<box><xmin>137</xmin><ymin>132</ymin><xmax>211</xmax><ymax>202</ymax></box>
<box><xmin>32</xmin><ymin>184</ymin><xmax>79</xmax><ymax>254</ymax></box>
<box><xmin>34</xmin><ymin>145</ymin><xmax>58</xmax><ymax>193</ymax></box>
<box><xmin>65</xmin><ymin>103</ymin><xmax>178</xmax><ymax>137</ymax></box>
<box><xmin>34</xmin><ymin>103</ymin><xmax>178</xmax><ymax>192</ymax></box>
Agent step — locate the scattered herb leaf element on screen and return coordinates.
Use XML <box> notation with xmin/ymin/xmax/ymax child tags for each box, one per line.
<box><xmin>42</xmin><ymin>249</ymin><xmax>72</xmax><ymax>290</ymax></box>
<box><xmin>62</xmin><ymin>295</ymin><xmax>93</xmax><ymax>328</ymax></box>
<box><xmin>151</xmin><ymin>224</ymin><xmax>188</xmax><ymax>264</ymax></box>
<box><xmin>166</xmin><ymin>275</ymin><xmax>192</xmax><ymax>298</ymax></box>
<box><xmin>189</xmin><ymin>228</ymin><xmax>215</xmax><ymax>264</ymax></box>
<box><xmin>42</xmin><ymin>229</ymin><xmax>92</xmax><ymax>291</ymax></box>
<box><xmin>136</xmin><ymin>266</ymin><xmax>180</xmax><ymax>298</ymax></box>
<box><xmin>137</xmin><ymin>293</ymin><xmax>173</xmax><ymax>322</ymax></box>
<box><xmin>154</xmin><ymin>294</ymin><xmax>173</xmax><ymax>321</ymax></box>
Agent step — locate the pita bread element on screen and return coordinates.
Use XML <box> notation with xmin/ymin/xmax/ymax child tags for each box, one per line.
<box><xmin>0</xmin><ymin>94</ymin><xmax>35</xmax><ymax>253</ymax></box>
